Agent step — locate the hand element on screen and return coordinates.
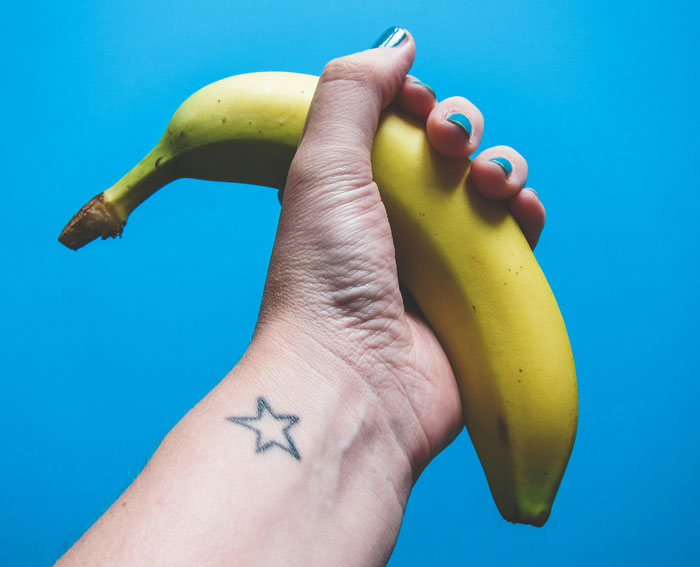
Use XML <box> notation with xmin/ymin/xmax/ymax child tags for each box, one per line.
<box><xmin>55</xmin><ymin>28</ymin><xmax>548</xmax><ymax>567</ymax></box>
<box><xmin>256</xmin><ymin>27</ymin><xmax>545</xmax><ymax>476</ymax></box>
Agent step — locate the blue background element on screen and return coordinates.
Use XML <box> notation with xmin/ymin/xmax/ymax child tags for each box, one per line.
<box><xmin>2</xmin><ymin>1</ymin><xmax>699</xmax><ymax>564</ymax></box>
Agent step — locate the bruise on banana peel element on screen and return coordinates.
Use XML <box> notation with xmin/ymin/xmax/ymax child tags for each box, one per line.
<box><xmin>59</xmin><ymin>72</ymin><xmax>578</xmax><ymax>527</ymax></box>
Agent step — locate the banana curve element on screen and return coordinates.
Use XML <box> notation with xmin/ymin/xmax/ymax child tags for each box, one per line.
<box><xmin>58</xmin><ymin>72</ymin><xmax>578</xmax><ymax>526</ymax></box>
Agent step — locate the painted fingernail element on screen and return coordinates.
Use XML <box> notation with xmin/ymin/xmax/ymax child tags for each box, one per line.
<box><xmin>372</xmin><ymin>27</ymin><xmax>407</xmax><ymax>48</ymax></box>
<box><xmin>447</xmin><ymin>113</ymin><xmax>472</xmax><ymax>137</ymax></box>
<box><xmin>526</xmin><ymin>187</ymin><xmax>539</xmax><ymax>198</ymax></box>
<box><xmin>489</xmin><ymin>157</ymin><xmax>513</xmax><ymax>176</ymax></box>
<box><xmin>412</xmin><ymin>80</ymin><xmax>436</xmax><ymax>98</ymax></box>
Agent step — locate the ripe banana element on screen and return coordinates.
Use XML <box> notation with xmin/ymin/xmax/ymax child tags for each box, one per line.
<box><xmin>59</xmin><ymin>72</ymin><xmax>577</xmax><ymax>527</ymax></box>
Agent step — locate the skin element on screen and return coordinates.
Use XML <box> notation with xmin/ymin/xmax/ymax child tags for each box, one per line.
<box><xmin>56</xmin><ymin>30</ymin><xmax>546</xmax><ymax>567</ymax></box>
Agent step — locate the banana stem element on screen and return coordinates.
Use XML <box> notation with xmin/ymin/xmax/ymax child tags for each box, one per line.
<box><xmin>58</xmin><ymin>142</ymin><xmax>177</xmax><ymax>250</ymax></box>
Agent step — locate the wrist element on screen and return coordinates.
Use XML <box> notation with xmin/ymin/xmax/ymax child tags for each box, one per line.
<box><xmin>57</xmin><ymin>319</ymin><xmax>418</xmax><ymax>567</ymax></box>
<box><xmin>243</xmin><ymin>317</ymin><xmax>417</xmax><ymax>492</ymax></box>
<box><xmin>226</xmin><ymin>319</ymin><xmax>415</xmax><ymax>563</ymax></box>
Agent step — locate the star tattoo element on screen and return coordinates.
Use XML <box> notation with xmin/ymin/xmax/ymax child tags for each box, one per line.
<box><xmin>226</xmin><ymin>397</ymin><xmax>301</xmax><ymax>460</ymax></box>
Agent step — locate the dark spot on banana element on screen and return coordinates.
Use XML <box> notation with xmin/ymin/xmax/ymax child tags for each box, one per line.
<box><xmin>155</xmin><ymin>157</ymin><xmax>163</xmax><ymax>168</ymax></box>
<box><xmin>222</xmin><ymin>117</ymin><xmax>227</xmax><ymax>123</ymax></box>
<box><xmin>497</xmin><ymin>416</ymin><xmax>509</xmax><ymax>444</ymax></box>
<box><xmin>472</xmin><ymin>304</ymin><xmax>476</xmax><ymax>312</ymax></box>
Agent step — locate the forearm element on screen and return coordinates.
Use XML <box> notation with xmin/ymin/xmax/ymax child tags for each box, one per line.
<box><xmin>56</xmin><ymin>321</ymin><xmax>414</xmax><ymax>567</ymax></box>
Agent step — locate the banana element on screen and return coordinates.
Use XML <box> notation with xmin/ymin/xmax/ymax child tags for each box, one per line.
<box><xmin>59</xmin><ymin>72</ymin><xmax>577</xmax><ymax>527</ymax></box>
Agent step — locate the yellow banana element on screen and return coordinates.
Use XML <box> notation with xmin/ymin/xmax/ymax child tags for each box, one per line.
<box><xmin>59</xmin><ymin>72</ymin><xmax>577</xmax><ymax>527</ymax></box>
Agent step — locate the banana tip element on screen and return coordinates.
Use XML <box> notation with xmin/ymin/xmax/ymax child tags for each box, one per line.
<box><xmin>58</xmin><ymin>194</ymin><xmax>125</xmax><ymax>250</ymax></box>
<box><xmin>506</xmin><ymin>506</ymin><xmax>550</xmax><ymax>528</ymax></box>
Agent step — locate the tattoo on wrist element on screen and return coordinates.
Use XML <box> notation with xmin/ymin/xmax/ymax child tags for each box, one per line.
<box><xmin>226</xmin><ymin>397</ymin><xmax>301</xmax><ymax>461</ymax></box>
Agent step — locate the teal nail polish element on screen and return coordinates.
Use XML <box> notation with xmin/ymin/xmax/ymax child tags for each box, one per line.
<box><xmin>446</xmin><ymin>113</ymin><xmax>472</xmax><ymax>137</ymax></box>
<box><xmin>412</xmin><ymin>80</ymin><xmax>436</xmax><ymax>98</ymax></box>
<box><xmin>489</xmin><ymin>157</ymin><xmax>513</xmax><ymax>175</ymax></box>
<box><xmin>372</xmin><ymin>27</ymin><xmax>407</xmax><ymax>48</ymax></box>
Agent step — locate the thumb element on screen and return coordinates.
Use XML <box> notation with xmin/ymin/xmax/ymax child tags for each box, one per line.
<box><xmin>262</xmin><ymin>28</ymin><xmax>415</xmax><ymax>326</ymax></box>
<box><xmin>283</xmin><ymin>27</ymin><xmax>415</xmax><ymax>203</ymax></box>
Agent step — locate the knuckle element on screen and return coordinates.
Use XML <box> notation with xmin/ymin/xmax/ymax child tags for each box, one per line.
<box><xmin>321</xmin><ymin>54</ymin><xmax>381</xmax><ymax>91</ymax></box>
<box><xmin>322</xmin><ymin>57</ymin><xmax>354</xmax><ymax>81</ymax></box>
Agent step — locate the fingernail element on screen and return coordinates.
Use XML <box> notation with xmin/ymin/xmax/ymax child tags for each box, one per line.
<box><xmin>372</xmin><ymin>27</ymin><xmax>407</xmax><ymax>48</ymax></box>
<box><xmin>412</xmin><ymin>80</ymin><xmax>436</xmax><ymax>98</ymax></box>
<box><xmin>446</xmin><ymin>113</ymin><xmax>472</xmax><ymax>137</ymax></box>
<box><xmin>489</xmin><ymin>157</ymin><xmax>513</xmax><ymax>176</ymax></box>
<box><xmin>526</xmin><ymin>187</ymin><xmax>539</xmax><ymax>198</ymax></box>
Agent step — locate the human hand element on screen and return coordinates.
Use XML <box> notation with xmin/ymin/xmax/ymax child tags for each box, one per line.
<box><xmin>255</xmin><ymin>27</ymin><xmax>545</xmax><ymax>476</ymax></box>
<box><xmin>55</xmin><ymin>29</ymin><xmax>549</xmax><ymax>567</ymax></box>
